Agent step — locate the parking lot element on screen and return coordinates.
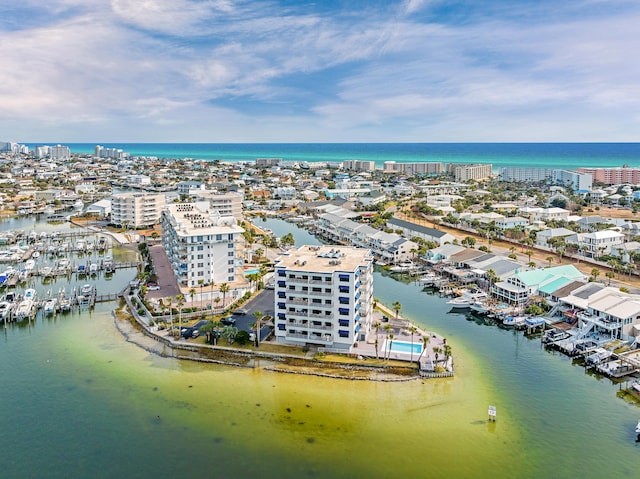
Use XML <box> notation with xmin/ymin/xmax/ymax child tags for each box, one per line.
<box><xmin>229</xmin><ymin>289</ymin><xmax>274</xmax><ymax>341</ymax></box>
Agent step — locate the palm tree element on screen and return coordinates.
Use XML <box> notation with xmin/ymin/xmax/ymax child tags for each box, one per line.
<box><xmin>408</xmin><ymin>326</ymin><xmax>418</xmax><ymax>364</ymax></box>
<box><xmin>209</xmin><ymin>279</ymin><xmax>216</xmax><ymax>307</ymax></box>
<box><xmin>189</xmin><ymin>288</ymin><xmax>196</xmax><ymax>311</ymax></box>
<box><xmin>392</xmin><ymin>301</ymin><xmax>402</xmax><ymax>320</ymax></box>
<box><xmin>197</xmin><ymin>279</ymin><xmax>205</xmax><ymax>312</ymax></box>
<box><xmin>373</xmin><ymin>320</ymin><xmax>381</xmax><ymax>359</ymax></box>
<box><xmin>176</xmin><ymin>294</ymin><xmax>185</xmax><ymax>338</ymax></box>
<box><xmin>546</xmin><ymin>256</ymin><xmax>554</xmax><ymax>267</ymax></box>
<box><xmin>433</xmin><ymin>346</ymin><xmax>442</xmax><ymax>364</ymax></box>
<box><xmin>167</xmin><ymin>296</ymin><xmax>174</xmax><ymax>336</ymax></box>
<box><xmin>527</xmin><ymin>261</ymin><xmax>536</xmax><ymax>269</ymax></box>
<box><xmin>386</xmin><ymin>333</ymin><xmax>395</xmax><ymax>360</ymax></box>
<box><xmin>220</xmin><ymin>283</ymin><xmax>230</xmax><ymax>309</ymax></box>
<box><xmin>253</xmin><ymin>310</ymin><xmax>263</xmax><ymax>347</ymax></box>
<box><xmin>417</xmin><ymin>335</ymin><xmax>430</xmax><ymax>363</ymax></box>
<box><xmin>605</xmin><ymin>270</ymin><xmax>615</xmax><ymax>285</ymax></box>
<box><xmin>591</xmin><ymin>268</ymin><xmax>600</xmax><ymax>282</ymax></box>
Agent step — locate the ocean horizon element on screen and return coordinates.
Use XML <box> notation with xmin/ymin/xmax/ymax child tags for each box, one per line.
<box><xmin>25</xmin><ymin>142</ymin><xmax>640</xmax><ymax>171</ymax></box>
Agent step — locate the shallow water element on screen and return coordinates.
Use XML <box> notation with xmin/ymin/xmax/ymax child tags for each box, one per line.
<box><xmin>1</xmin><ymin>218</ymin><xmax>639</xmax><ymax>478</ymax></box>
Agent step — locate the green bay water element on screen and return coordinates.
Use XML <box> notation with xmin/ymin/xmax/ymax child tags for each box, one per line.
<box><xmin>1</xmin><ymin>218</ymin><xmax>639</xmax><ymax>478</ymax></box>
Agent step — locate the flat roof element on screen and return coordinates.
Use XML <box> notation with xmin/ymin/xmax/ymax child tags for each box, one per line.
<box><xmin>276</xmin><ymin>245</ymin><xmax>372</xmax><ymax>272</ymax></box>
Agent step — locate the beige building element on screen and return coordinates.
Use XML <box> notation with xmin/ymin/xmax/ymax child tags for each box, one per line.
<box><xmin>452</xmin><ymin>164</ymin><xmax>492</xmax><ymax>182</ymax></box>
<box><xmin>199</xmin><ymin>191</ymin><xmax>244</xmax><ymax>220</ymax></box>
<box><xmin>111</xmin><ymin>192</ymin><xmax>166</xmax><ymax>228</ymax></box>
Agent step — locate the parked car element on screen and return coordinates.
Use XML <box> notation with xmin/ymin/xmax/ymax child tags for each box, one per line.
<box><xmin>233</xmin><ymin>308</ymin><xmax>248</xmax><ymax>315</ymax></box>
<box><xmin>220</xmin><ymin>316</ymin><xmax>236</xmax><ymax>326</ymax></box>
<box><xmin>146</xmin><ymin>282</ymin><xmax>160</xmax><ymax>291</ymax></box>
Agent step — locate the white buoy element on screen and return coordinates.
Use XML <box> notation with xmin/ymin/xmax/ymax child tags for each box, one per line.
<box><xmin>488</xmin><ymin>405</ymin><xmax>497</xmax><ymax>422</ymax></box>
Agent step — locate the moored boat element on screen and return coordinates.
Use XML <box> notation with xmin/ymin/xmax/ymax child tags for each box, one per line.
<box><xmin>43</xmin><ymin>298</ymin><xmax>57</xmax><ymax>315</ymax></box>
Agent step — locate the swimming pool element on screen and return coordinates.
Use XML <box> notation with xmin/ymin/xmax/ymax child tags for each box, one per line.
<box><xmin>243</xmin><ymin>269</ymin><xmax>261</xmax><ymax>275</ymax></box>
<box><xmin>385</xmin><ymin>340</ymin><xmax>422</xmax><ymax>355</ymax></box>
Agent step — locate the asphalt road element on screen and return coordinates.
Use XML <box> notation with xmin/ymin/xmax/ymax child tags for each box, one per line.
<box><xmin>230</xmin><ymin>288</ymin><xmax>274</xmax><ymax>340</ymax></box>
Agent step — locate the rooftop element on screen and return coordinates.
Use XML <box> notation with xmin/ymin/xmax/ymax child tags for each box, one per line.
<box><xmin>275</xmin><ymin>245</ymin><xmax>372</xmax><ymax>272</ymax></box>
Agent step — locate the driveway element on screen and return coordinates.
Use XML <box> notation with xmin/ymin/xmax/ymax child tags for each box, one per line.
<box><xmin>229</xmin><ymin>289</ymin><xmax>274</xmax><ymax>340</ymax></box>
<box><xmin>146</xmin><ymin>244</ymin><xmax>181</xmax><ymax>300</ymax></box>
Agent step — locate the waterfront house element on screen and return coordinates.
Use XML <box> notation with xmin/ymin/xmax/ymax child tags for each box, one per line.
<box><xmin>558</xmin><ymin>284</ymin><xmax>640</xmax><ymax>340</ymax></box>
<box><xmin>386</xmin><ymin>217</ymin><xmax>455</xmax><ymax>246</ymax></box>
<box><xmin>492</xmin><ymin>265</ymin><xmax>585</xmax><ymax>305</ymax></box>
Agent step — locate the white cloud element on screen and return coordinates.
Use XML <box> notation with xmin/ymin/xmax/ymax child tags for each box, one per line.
<box><xmin>1</xmin><ymin>1</ymin><xmax>640</xmax><ymax>141</ymax></box>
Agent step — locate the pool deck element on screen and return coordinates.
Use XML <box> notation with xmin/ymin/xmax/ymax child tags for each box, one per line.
<box><xmin>354</xmin><ymin>308</ymin><xmax>448</xmax><ymax>371</ymax></box>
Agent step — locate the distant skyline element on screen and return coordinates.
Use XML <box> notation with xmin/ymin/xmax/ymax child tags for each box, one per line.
<box><xmin>1</xmin><ymin>1</ymin><xmax>639</xmax><ymax>143</ymax></box>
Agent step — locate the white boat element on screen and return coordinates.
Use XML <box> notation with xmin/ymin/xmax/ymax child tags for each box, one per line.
<box><xmin>470</xmin><ymin>301</ymin><xmax>491</xmax><ymax>315</ymax></box>
<box><xmin>447</xmin><ymin>289</ymin><xmax>489</xmax><ymax>310</ymax></box>
<box><xmin>636</xmin><ymin>420</ymin><xmax>640</xmax><ymax>434</ymax></box>
<box><xmin>89</xmin><ymin>262</ymin><xmax>99</xmax><ymax>274</ymax></box>
<box><xmin>24</xmin><ymin>259</ymin><xmax>36</xmax><ymax>271</ymax></box>
<box><xmin>32</xmin><ymin>251</ymin><xmax>40</xmax><ymax>259</ymax></box>
<box><xmin>390</xmin><ymin>261</ymin><xmax>418</xmax><ymax>273</ymax></box>
<box><xmin>0</xmin><ymin>301</ymin><xmax>13</xmax><ymax>319</ymax></box>
<box><xmin>525</xmin><ymin>317</ymin><xmax>546</xmax><ymax>328</ymax></box>
<box><xmin>24</xmin><ymin>288</ymin><xmax>37</xmax><ymax>301</ymax></box>
<box><xmin>43</xmin><ymin>298</ymin><xmax>57</xmax><ymax>314</ymax></box>
<box><xmin>15</xmin><ymin>296</ymin><xmax>35</xmax><ymax>320</ymax></box>
<box><xmin>73</xmin><ymin>199</ymin><xmax>84</xmax><ymax>210</ymax></box>
<box><xmin>585</xmin><ymin>348</ymin><xmax>612</xmax><ymax>365</ymax></box>
<box><xmin>40</xmin><ymin>266</ymin><xmax>53</xmax><ymax>277</ymax></box>
<box><xmin>81</xmin><ymin>284</ymin><xmax>95</xmax><ymax>295</ymax></box>
<box><xmin>502</xmin><ymin>315</ymin><xmax>527</xmax><ymax>328</ymax></box>
<box><xmin>418</xmin><ymin>272</ymin><xmax>440</xmax><ymax>286</ymax></box>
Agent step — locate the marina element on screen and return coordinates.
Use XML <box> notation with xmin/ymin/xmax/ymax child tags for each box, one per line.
<box><xmin>1</xmin><ymin>217</ymin><xmax>640</xmax><ymax>478</ymax></box>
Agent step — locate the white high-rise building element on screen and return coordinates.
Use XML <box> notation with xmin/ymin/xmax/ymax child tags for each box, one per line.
<box><xmin>111</xmin><ymin>192</ymin><xmax>165</xmax><ymax>228</ymax></box>
<box><xmin>50</xmin><ymin>145</ymin><xmax>70</xmax><ymax>160</ymax></box>
<box><xmin>162</xmin><ymin>202</ymin><xmax>244</xmax><ymax>288</ymax></box>
<box><xmin>274</xmin><ymin>245</ymin><xmax>374</xmax><ymax>350</ymax></box>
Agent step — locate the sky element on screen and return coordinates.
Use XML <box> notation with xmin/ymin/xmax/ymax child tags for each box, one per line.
<box><xmin>1</xmin><ymin>0</ymin><xmax>639</xmax><ymax>143</ymax></box>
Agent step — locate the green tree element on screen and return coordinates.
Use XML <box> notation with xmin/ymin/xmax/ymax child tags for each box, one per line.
<box><xmin>392</xmin><ymin>301</ymin><xmax>402</xmax><ymax>320</ymax></box>
<box><xmin>408</xmin><ymin>326</ymin><xmax>418</xmax><ymax>364</ymax></box>
<box><xmin>373</xmin><ymin>320</ymin><xmax>381</xmax><ymax>360</ymax></box>
<box><xmin>220</xmin><ymin>283</ymin><xmax>230</xmax><ymax>309</ymax></box>
<box><xmin>198</xmin><ymin>279</ymin><xmax>205</xmax><ymax>312</ymax></box>
<box><xmin>253</xmin><ymin>310</ymin><xmax>263</xmax><ymax>347</ymax></box>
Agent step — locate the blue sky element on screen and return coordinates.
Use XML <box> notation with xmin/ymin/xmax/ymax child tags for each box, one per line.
<box><xmin>1</xmin><ymin>0</ymin><xmax>639</xmax><ymax>142</ymax></box>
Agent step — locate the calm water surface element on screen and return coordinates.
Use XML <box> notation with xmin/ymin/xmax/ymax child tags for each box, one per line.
<box><xmin>1</xmin><ymin>218</ymin><xmax>639</xmax><ymax>478</ymax></box>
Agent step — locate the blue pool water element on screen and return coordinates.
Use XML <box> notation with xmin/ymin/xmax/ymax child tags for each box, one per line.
<box><xmin>244</xmin><ymin>269</ymin><xmax>261</xmax><ymax>275</ymax></box>
<box><xmin>387</xmin><ymin>340</ymin><xmax>422</xmax><ymax>355</ymax></box>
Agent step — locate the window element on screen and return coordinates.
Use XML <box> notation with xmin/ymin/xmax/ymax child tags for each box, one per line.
<box><xmin>228</xmin><ymin>234</ymin><xmax>234</xmax><ymax>240</ymax></box>
<box><xmin>228</xmin><ymin>251</ymin><xmax>234</xmax><ymax>257</ymax></box>
<box><xmin>197</xmin><ymin>254</ymin><xmax>203</xmax><ymax>259</ymax></box>
<box><xmin>216</xmin><ymin>234</ymin><xmax>222</xmax><ymax>241</ymax></box>
<box><xmin>228</xmin><ymin>268</ymin><xmax>234</xmax><ymax>273</ymax></box>
<box><xmin>228</xmin><ymin>243</ymin><xmax>234</xmax><ymax>248</ymax></box>
<box><xmin>228</xmin><ymin>260</ymin><xmax>234</xmax><ymax>265</ymax></box>
<box><xmin>197</xmin><ymin>262</ymin><xmax>203</xmax><ymax>268</ymax></box>
<box><xmin>197</xmin><ymin>245</ymin><xmax>203</xmax><ymax>251</ymax></box>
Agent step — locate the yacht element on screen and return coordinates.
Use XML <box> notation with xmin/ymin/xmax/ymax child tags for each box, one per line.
<box><xmin>390</xmin><ymin>261</ymin><xmax>418</xmax><ymax>273</ymax></box>
<box><xmin>89</xmin><ymin>262</ymin><xmax>99</xmax><ymax>275</ymax></box>
<box><xmin>0</xmin><ymin>301</ymin><xmax>13</xmax><ymax>319</ymax></box>
<box><xmin>43</xmin><ymin>298</ymin><xmax>57</xmax><ymax>315</ymax></box>
<box><xmin>502</xmin><ymin>315</ymin><xmax>527</xmax><ymax>328</ymax></box>
<box><xmin>24</xmin><ymin>259</ymin><xmax>36</xmax><ymax>271</ymax></box>
<box><xmin>15</xmin><ymin>289</ymin><xmax>36</xmax><ymax>320</ymax></box>
<box><xmin>446</xmin><ymin>289</ymin><xmax>489</xmax><ymax>310</ymax></box>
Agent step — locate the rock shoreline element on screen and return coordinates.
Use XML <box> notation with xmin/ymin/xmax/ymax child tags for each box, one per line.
<box><xmin>112</xmin><ymin>311</ymin><xmax>428</xmax><ymax>382</ymax></box>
